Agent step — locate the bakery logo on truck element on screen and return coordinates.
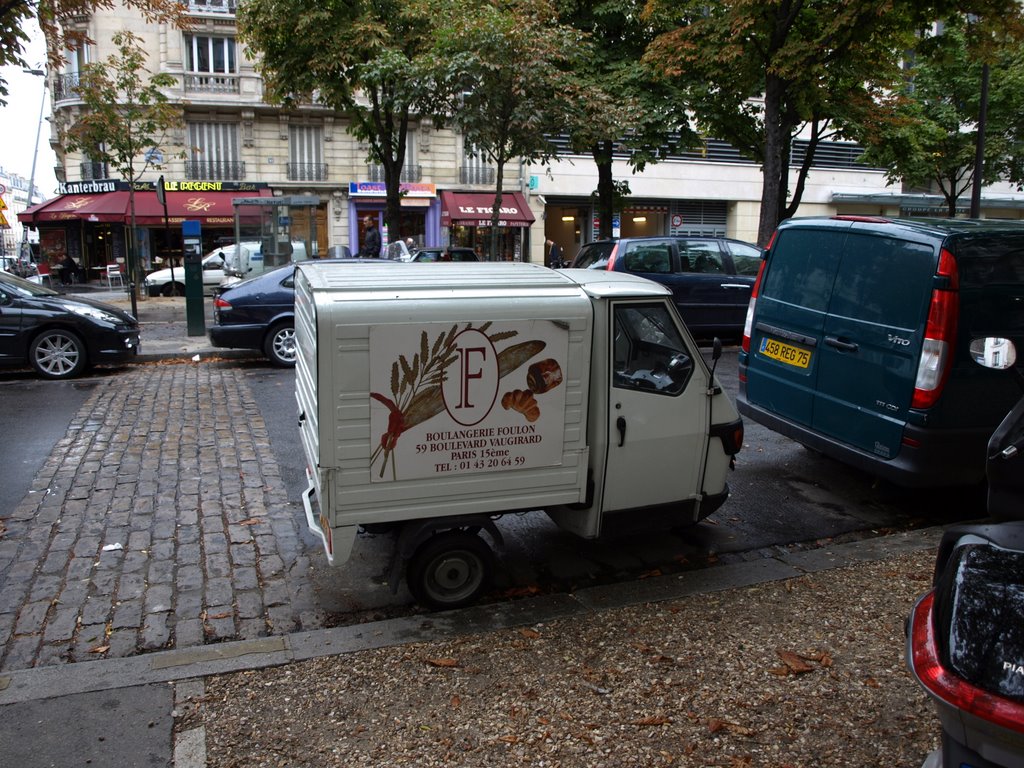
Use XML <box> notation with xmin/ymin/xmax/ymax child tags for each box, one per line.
<box><xmin>369</xmin><ymin>321</ymin><xmax>568</xmax><ymax>481</ymax></box>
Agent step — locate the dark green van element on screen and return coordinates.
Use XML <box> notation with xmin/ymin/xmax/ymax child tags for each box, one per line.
<box><xmin>737</xmin><ymin>216</ymin><xmax>1024</xmax><ymax>487</ymax></box>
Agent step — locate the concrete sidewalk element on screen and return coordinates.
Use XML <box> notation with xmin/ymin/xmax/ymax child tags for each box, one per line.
<box><xmin>0</xmin><ymin>528</ymin><xmax>944</xmax><ymax>767</ymax></box>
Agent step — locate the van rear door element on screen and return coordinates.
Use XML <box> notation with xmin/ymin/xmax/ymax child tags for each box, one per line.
<box><xmin>812</xmin><ymin>229</ymin><xmax>936</xmax><ymax>459</ymax></box>
<box><xmin>744</xmin><ymin>223</ymin><xmax>847</xmax><ymax>427</ymax></box>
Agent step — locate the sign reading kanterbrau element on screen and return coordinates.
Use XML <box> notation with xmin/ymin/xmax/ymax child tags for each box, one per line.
<box><xmin>369</xmin><ymin>320</ymin><xmax>569</xmax><ymax>482</ymax></box>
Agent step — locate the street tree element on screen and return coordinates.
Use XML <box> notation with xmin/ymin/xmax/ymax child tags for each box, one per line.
<box><xmin>857</xmin><ymin>15</ymin><xmax>1024</xmax><ymax>217</ymax></box>
<box><xmin>238</xmin><ymin>0</ymin><xmax>444</xmax><ymax>240</ymax></box>
<box><xmin>0</xmin><ymin>0</ymin><xmax>184</xmax><ymax>105</ymax></box>
<box><xmin>558</xmin><ymin>0</ymin><xmax>697</xmax><ymax>240</ymax></box>
<box><xmin>61</xmin><ymin>30</ymin><xmax>180</xmax><ymax>315</ymax></box>
<box><xmin>429</xmin><ymin>0</ymin><xmax>580</xmax><ymax>259</ymax></box>
<box><xmin>642</xmin><ymin>0</ymin><xmax>1023</xmax><ymax>245</ymax></box>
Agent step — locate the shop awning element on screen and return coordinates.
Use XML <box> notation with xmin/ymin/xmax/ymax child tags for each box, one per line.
<box><xmin>18</xmin><ymin>188</ymin><xmax>275</xmax><ymax>226</ymax></box>
<box><xmin>440</xmin><ymin>191</ymin><xmax>536</xmax><ymax>227</ymax></box>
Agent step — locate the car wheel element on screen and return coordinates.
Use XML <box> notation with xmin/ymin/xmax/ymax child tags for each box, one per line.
<box><xmin>162</xmin><ymin>282</ymin><xmax>185</xmax><ymax>297</ymax></box>
<box><xmin>264</xmin><ymin>322</ymin><xmax>297</xmax><ymax>367</ymax></box>
<box><xmin>30</xmin><ymin>329</ymin><xmax>88</xmax><ymax>379</ymax></box>
<box><xmin>406</xmin><ymin>531</ymin><xmax>494</xmax><ymax>610</ymax></box>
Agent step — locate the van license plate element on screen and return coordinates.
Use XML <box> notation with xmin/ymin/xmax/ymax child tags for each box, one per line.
<box><xmin>759</xmin><ymin>337</ymin><xmax>811</xmax><ymax>368</ymax></box>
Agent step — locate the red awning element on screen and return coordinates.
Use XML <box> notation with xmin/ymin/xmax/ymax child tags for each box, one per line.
<box><xmin>21</xmin><ymin>191</ymin><xmax>132</xmax><ymax>224</ymax></box>
<box><xmin>18</xmin><ymin>188</ymin><xmax>275</xmax><ymax>226</ymax></box>
<box><xmin>440</xmin><ymin>191</ymin><xmax>536</xmax><ymax>227</ymax></box>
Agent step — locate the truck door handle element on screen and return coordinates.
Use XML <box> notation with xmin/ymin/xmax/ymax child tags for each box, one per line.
<box><xmin>825</xmin><ymin>336</ymin><xmax>859</xmax><ymax>353</ymax></box>
<box><xmin>616</xmin><ymin>416</ymin><xmax>626</xmax><ymax>447</ymax></box>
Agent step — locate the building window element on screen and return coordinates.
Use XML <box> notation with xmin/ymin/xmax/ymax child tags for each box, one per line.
<box><xmin>186</xmin><ymin>122</ymin><xmax>244</xmax><ymax>180</ymax></box>
<box><xmin>184</xmin><ymin>35</ymin><xmax>238</xmax><ymax>93</ymax></box>
<box><xmin>288</xmin><ymin>125</ymin><xmax>327</xmax><ymax>181</ymax></box>
<box><xmin>461</xmin><ymin>141</ymin><xmax>495</xmax><ymax>185</ymax></box>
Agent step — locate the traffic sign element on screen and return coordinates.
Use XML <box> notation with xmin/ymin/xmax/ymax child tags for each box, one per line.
<box><xmin>0</xmin><ymin>196</ymin><xmax>8</xmax><ymax>210</ymax></box>
<box><xmin>0</xmin><ymin>210</ymin><xmax>10</xmax><ymax>228</ymax></box>
<box><xmin>0</xmin><ymin>183</ymin><xmax>6</xmax><ymax>195</ymax></box>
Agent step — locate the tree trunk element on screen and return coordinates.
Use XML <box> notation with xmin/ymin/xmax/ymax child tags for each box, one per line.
<box><xmin>758</xmin><ymin>75</ymin><xmax>787</xmax><ymax>247</ymax></box>
<box><xmin>592</xmin><ymin>140</ymin><xmax>615</xmax><ymax>240</ymax></box>
<box><xmin>490</xmin><ymin>153</ymin><xmax>506</xmax><ymax>261</ymax></box>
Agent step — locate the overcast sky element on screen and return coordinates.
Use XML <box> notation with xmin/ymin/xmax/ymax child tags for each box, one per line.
<box><xmin>1</xmin><ymin>19</ymin><xmax>60</xmax><ymax>201</ymax></box>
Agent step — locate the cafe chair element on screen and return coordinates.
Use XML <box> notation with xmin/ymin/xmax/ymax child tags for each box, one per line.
<box><xmin>34</xmin><ymin>261</ymin><xmax>55</xmax><ymax>287</ymax></box>
<box><xmin>105</xmin><ymin>263</ymin><xmax>125</xmax><ymax>289</ymax></box>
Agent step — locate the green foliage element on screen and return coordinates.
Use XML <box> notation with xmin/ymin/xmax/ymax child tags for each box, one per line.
<box><xmin>858</xmin><ymin>15</ymin><xmax>1024</xmax><ymax>215</ymax></box>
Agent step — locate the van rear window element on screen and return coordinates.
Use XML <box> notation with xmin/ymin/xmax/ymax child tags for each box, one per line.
<box><xmin>761</xmin><ymin>229</ymin><xmax>843</xmax><ymax>312</ymax></box>
<box><xmin>829</xmin><ymin>234</ymin><xmax>935</xmax><ymax>328</ymax></box>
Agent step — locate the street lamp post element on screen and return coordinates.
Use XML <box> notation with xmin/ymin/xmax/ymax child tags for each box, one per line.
<box><xmin>20</xmin><ymin>67</ymin><xmax>47</xmax><ymax>262</ymax></box>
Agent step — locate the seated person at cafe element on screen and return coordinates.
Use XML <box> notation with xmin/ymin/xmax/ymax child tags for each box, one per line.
<box><xmin>58</xmin><ymin>254</ymin><xmax>82</xmax><ymax>285</ymax></box>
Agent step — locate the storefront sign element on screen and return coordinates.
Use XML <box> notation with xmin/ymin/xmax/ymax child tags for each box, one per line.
<box><xmin>58</xmin><ymin>180</ymin><xmax>118</xmax><ymax>195</ymax></box>
<box><xmin>58</xmin><ymin>179</ymin><xmax>269</xmax><ymax>195</ymax></box>
<box><xmin>368</xmin><ymin>320</ymin><xmax>568</xmax><ymax>482</ymax></box>
<box><xmin>348</xmin><ymin>181</ymin><xmax>437</xmax><ymax>198</ymax></box>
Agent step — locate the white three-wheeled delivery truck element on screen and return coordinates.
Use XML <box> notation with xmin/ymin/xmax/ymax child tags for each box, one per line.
<box><xmin>295</xmin><ymin>262</ymin><xmax>743</xmax><ymax>609</ymax></box>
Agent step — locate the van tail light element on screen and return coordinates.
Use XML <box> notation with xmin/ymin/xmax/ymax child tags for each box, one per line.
<box><xmin>909</xmin><ymin>591</ymin><xmax>1024</xmax><ymax>735</ymax></box>
<box><xmin>741</xmin><ymin>256</ymin><xmax>769</xmax><ymax>354</ymax></box>
<box><xmin>605</xmin><ymin>242</ymin><xmax>621</xmax><ymax>270</ymax></box>
<box><xmin>912</xmin><ymin>248</ymin><xmax>959</xmax><ymax>409</ymax></box>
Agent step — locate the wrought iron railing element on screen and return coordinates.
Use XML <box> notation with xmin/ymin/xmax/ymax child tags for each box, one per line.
<box><xmin>80</xmin><ymin>162</ymin><xmax>107</xmax><ymax>180</ymax></box>
<box><xmin>54</xmin><ymin>73</ymin><xmax>81</xmax><ymax>102</ymax></box>
<box><xmin>287</xmin><ymin>163</ymin><xmax>329</xmax><ymax>181</ymax></box>
<box><xmin>184</xmin><ymin>160</ymin><xmax>245</xmax><ymax>180</ymax></box>
<box><xmin>460</xmin><ymin>165</ymin><xmax>496</xmax><ymax>185</ymax></box>
<box><xmin>367</xmin><ymin>164</ymin><xmax>422</xmax><ymax>183</ymax></box>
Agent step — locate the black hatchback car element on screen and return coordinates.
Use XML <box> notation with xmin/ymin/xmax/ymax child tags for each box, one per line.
<box><xmin>209</xmin><ymin>259</ymin><xmax>399</xmax><ymax>366</ymax></box>
<box><xmin>0</xmin><ymin>271</ymin><xmax>140</xmax><ymax>379</ymax></box>
<box><xmin>570</xmin><ymin>237</ymin><xmax>763</xmax><ymax>339</ymax></box>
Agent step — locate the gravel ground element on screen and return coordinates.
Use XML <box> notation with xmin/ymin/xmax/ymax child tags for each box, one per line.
<box><xmin>186</xmin><ymin>550</ymin><xmax>940</xmax><ymax>767</ymax></box>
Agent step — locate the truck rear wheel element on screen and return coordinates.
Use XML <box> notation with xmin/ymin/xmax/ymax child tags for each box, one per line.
<box><xmin>407</xmin><ymin>531</ymin><xmax>494</xmax><ymax>610</ymax></box>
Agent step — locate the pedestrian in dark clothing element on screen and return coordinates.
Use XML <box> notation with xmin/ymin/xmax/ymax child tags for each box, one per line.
<box><xmin>59</xmin><ymin>254</ymin><xmax>79</xmax><ymax>285</ymax></box>
<box><xmin>361</xmin><ymin>217</ymin><xmax>382</xmax><ymax>258</ymax></box>
<box><xmin>546</xmin><ymin>239</ymin><xmax>564</xmax><ymax>269</ymax></box>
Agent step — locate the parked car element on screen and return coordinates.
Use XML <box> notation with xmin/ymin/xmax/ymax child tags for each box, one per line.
<box><xmin>0</xmin><ymin>271</ymin><xmax>140</xmax><ymax>379</ymax></box>
<box><xmin>144</xmin><ymin>252</ymin><xmax>226</xmax><ymax>297</ymax></box>
<box><xmin>570</xmin><ymin>236</ymin><xmax>763</xmax><ymax>339</ymax></box>
<box><xmin>209</xmin><ymin>258</ymin><xmax>399</xmax><ymax>366</ymax></box>
<box><xmin>737</xmin><ymin>215</ymin><xmax>1024</xmax><ymax>488</ymax></box>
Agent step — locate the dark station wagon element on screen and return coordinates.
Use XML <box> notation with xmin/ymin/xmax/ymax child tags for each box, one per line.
<box><xmin>570</xmin><ymin>236</ymin><xmax>763</xmax><ymax>339</ymax></box>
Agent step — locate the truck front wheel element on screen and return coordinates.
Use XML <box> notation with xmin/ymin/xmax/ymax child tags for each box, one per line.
<box><xmin>407</xmin><ymin>531</ymin><xmax>494</xmax><ymax>610</ymax></box>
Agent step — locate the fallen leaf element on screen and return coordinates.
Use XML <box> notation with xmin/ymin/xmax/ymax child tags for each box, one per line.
<box><xmin>207</xmin><ymin>611</ymin><xmax>232</xmax><ymax>620</ymax></box>
<box><xmin>863</xmin><ymin>677</ymin><xmax>881</xmax><ymax>688</ymax></box>
<box><xmin>426</xmin><ymin>657</ymin><xmax>459</xmax><ymax>668</ymax></box>
<box><xmin>519</xmin><ymin>628</ymin><xmax>541</xmax><ymax>639</ymax></box>
<box><xmin>776</xmin><ymin>649</ymin><xmax>815</xmax><ymax>674</ymax></box>
<box><xmin>634</xmin><ymin>715</ymin><xmax>671</xmax><ymax>726</ymax></box>
<box><xmin>708</xmin><ymin>718</ymin><xmax>755</xmax><ymax>736</ymax></box>
<box><xmin>638</xmin><ymin>569</ymin><xmax>663</xmax><ymax>579</ymax></box>
<box><xmin>498</xmin><ymin>735</ymin><xmax>519</xmax><ymax>744</ymax></box>
<box><xmin>768</xmin><ymin>666</ymin><xmax>791</xmax><ymax>677</ymax></box>
<box><xmin>450</xmin><ymin>695</ymin><xmax>461</xmax><ymax>708</ymax></box>
<box><xmin>89</xmin><ymin>645</ymin><xmax>110</xmax><ymax>654</ymax></box>
<box><xmin>237</xmin><ymin>517</ymin><xmax>263</xmax><ymax>525</ymax></box>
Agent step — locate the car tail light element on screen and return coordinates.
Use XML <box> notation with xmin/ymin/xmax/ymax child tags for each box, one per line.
<box><xmin>911</xmin><ymin>248</ymin><xmax>959</xmax><ymax>409</ymax></box>
<box><xmin>909</xmin><ymin>591</ymin><xmax>1024</xmax><ymax>735</ymax></box>
<box><xmin>213</xmin><ymin>296</ymin><xmax>232</xmax><ymax>311</ymax></box>
<box><xmin>741</xmin><ymin>255</ymin><xmax>769</xmax><ymax>355</ymax></box>
<box><xmin>606</xmin><ymin>242</ymin><xmax>621</xmax><ymax>270</ymax></box>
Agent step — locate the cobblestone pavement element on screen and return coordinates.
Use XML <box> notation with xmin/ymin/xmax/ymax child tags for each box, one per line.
<box><xmin>0</xmin><ymin>361</ymin><xmax>318</xmax><ymax>672</ymax></box>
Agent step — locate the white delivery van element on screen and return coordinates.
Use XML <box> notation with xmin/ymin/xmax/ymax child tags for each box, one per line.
<box><xmin>295</xmin><ymin>262</ymin><xmax>743</xmax><ymax>609</ymax></box>
<box><xmin>219</xmin><ymin>240</ymin><xmax>309</xmax><ymax>289</ymax></box>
